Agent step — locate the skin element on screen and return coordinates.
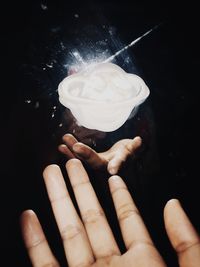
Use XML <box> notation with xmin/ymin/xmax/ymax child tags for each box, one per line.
<box><xmin>58</xmin><ymin>133</ymin><xmax>142</xmax><ymax>175</ymax></box>
<box><xmin>21</xmin><ymin>159</ymin><xmax>200</xmax><ymax>267</ymax></box>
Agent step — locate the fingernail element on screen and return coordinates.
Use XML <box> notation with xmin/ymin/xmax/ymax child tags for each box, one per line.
<box><xmin>108</xmin><ymin>175</ymin><xmax>125</xmax><ymax>192</ymax></box>
<box><xmin>109</xmin><ymin>167</ymin><xmax>117</xmax><ymax>175</ymax></box>
<box><xmin>72</xmin><ymin>144</ymin><xmax>80</xmax><ymax>152</ymax></box>
<box><xmin>166</xmin><ymin>198</ymin><xmax>180</xmax><ymax>206</ymax></box>
<box><xmin>109</xmin><ymin>175</ymin><xmax>121</xmax><ymax>183</ymax></box>
<box><xmin>73</xmin><ymin>143</ymin><xmax>83</xmax><ymax>153</ymax></box>
<box><xmin>135</xmin><ymin>136</ymin><xmax>142</xmax><ymax>145</ymax></box>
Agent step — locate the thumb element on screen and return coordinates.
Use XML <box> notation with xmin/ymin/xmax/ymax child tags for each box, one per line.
<box><xmin>126</xmin><ymin>136</ymin><xmax>142</xmax><ymax>154</ymax></box>
<box><xmin>107</xmin><ymin>155</ymin><xmax>125</xmax><ymax>175</ymax></box>
<box><xmin>107</xmin><ymin>136</ymin><xmax>142</xmax><ymax>175</ymax></box>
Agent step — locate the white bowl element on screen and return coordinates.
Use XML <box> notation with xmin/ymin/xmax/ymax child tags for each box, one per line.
<box><xmin>58</xmin><ymin>62</ymin><xmax>150</xmax><ymax>132</ymax></box>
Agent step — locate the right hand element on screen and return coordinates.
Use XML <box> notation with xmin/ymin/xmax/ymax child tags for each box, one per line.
<box><xmin>58</xmin><ymin>133</ymin><xmax>142</xmax><ymax>175</ymax></box>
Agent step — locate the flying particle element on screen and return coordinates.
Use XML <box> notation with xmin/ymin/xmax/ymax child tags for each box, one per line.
<box><xmin>41</xmin><ymin>3</ymin><xmax>48</xmax><ymax>10</ymax></box>
<box><xmin>46</xmin><ymin>63</ymin><xmax>53</xmax><ymax>68</ymax></box>
<box><xmin>35</xmin><ymin>101</ymin><xmax>40</xmax><ymax>109</ymax></box>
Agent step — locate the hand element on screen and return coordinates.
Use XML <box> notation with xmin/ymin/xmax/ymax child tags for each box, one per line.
<box><xmin>21</xmin><ymin>159</ymin><xmax>200</xmax><ymax>267</ymax></box>
<box><xmin>58</xmin><ymin>134</ymin><xmax>142</xmax><ymax>175</ymax></box>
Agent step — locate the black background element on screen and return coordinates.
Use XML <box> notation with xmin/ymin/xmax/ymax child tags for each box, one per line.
<box><xmin>1</xmin><ymin>1</ymin><xmax>200</xmax><ymax>266</ymax></box>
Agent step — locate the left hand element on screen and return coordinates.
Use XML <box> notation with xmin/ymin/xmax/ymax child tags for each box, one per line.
<box><xmin>58</xmin><ymin>134</ymin><xmax>142</xmax><ymax>175</ymax></box>
<box><xmin>20</xmin><ymin>159</ymin><xmax>200</xmax><ymax>267</ymax></box>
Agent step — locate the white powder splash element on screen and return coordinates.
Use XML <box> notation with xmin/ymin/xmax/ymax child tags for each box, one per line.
<box><xmin>58</xmin><ymin>62</ymin><xmax>149</xmax><ymax>132</ymax></box>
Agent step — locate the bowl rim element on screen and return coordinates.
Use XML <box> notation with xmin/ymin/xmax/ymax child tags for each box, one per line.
<box><xmin>58</xmin><ymin>73</ymin><xmax>150</xmax><ymax>107</ymax></box>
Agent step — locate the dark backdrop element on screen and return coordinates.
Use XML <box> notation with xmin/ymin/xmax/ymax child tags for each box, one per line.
<box><xmin>1</xmin><ymin>1</ymin><xmax>200</xmax><ymax>266</ymax></box>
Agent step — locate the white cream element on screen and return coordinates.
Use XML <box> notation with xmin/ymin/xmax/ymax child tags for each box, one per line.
<box><xmin>58</xmin><ymin>62</ymin><xmax>150</xmax><ymax>132</ymax></box>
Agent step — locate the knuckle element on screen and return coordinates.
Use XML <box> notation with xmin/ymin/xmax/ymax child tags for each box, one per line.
<box><xmin>97</xmin><ymin>255</ymin><xmax>114</xmax><ymax>266</ymax></box>
<box><xmin>118</xmin><ymin>203</ymin><xmax>139</xmax><ymax>222</ymax></box>
<box><xmin>125</xmin><ymin>144</ymin><xmax>133</xmax><ymax>155</ymax></box>
<box><xmin>82</xmin><ymin>209</ymin><xmax>104</xmax><ymax>224</ymax></box>
<box><xmin>72</xmin><ymin>260</ymin><xmax>94</xmax><ymax>267</ymax></box>
<box><xmin>42</xmin><ymin>263</ymin><xmax>60</xmax><ymax>267</ymax></box>
<box><xmin>96</xmin><ymin>254</ymin><xmax>120</xmax><ymax>266</ymax></box>
<box><xmin>72</xmin><ymin>179</ymin><xmax>90</xmax><ymax>189</ymax></box>
<box><xmin>60</xmin><ymin>224</ymin><xmax>83</xmax><ymax>241</ymax></box>
<box><xmin>49</xmin><ymin>193</ymin><xmax>69</xmax><ymax>204</ymax></box>
<box><xmin>176</xmin><ymin>239</ymin><xmax>200</xmax><ymax>254</ymax></box>
<box><xmin>128</xmin><ymin>240</ymin><xmax>155</xmax><ymax>252</ymax></box>
<box><xmin>85</xmin><ymin>148</ymin><xmax>93</xmax><ymax>159</ymax></box>
<box><xmin>111</xmin><ymin>186</ymin><xmax>128</xmax><ymax>196</ymax></box>
<box><xmin>27</xmin><ymin>238</ymin><xmax>46</xmax><ymax>249</ymax></box>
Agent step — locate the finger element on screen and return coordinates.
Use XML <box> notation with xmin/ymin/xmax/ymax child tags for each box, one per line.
<box><xmin>126</xmin><ymin>136</ymin><xmax>142</xmax><ymax>154</ymax></box>
<box><xmin>107</xmin><ymin>136</ymin><xmax>142</xmax><ymax>175</ymax></box>
<box><xmin>164</xmin><ymin>199</ymin><xmax>200</xmax><ymax>267</ymax></box>
<box><xmin>66</xmin><ymin>159</ymin><xmax>120</xmax><ymax>259</ymax></box>
<box><xmin>109</xmin><ymin>175</ymin><xmax>154</xmax><ymax>250</ymax></box>
<box><xmin>73</xmin><ymin>142</ymin><xmax>107</xmax><ymax>169</ymax></box>
<box><xmin>107</xmin><ymin>154</ymin><xmax>125</xmax><ymax>175</ymax></box>
<box><xmin>20</xmin><ymin>210</ymin><xmax>60</xmax><ymax>267</ymax></box>
<box><xmin>62</xmin><ymin>134</ymin><xmax>78</xmax><ymax>151</ymax></box>
<box><xmin>43</xmin><ymin>165</ymin><xmax>94</xmax><ymax>267</ymax></box>
<box><xmin>60</xmin><ymin>133</ymin><xmax>79</xmax><ymax>159</ymax></box>
<box><xmin>58</xmin><ymin>144</ymin><xmax>76</xmax><ymax>159</ymax></box>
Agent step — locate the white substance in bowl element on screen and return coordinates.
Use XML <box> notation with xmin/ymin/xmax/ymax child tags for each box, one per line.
<box><xmin>58</xmin><ymin>62</ymin><xmax>150</xmax><ymax>132</ymax></box>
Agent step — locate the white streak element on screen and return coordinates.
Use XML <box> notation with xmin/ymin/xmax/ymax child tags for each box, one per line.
<box><xmin>104</xmin><ymin>24</ymin><xmax>160</xmax><ymax>63</ymax></box>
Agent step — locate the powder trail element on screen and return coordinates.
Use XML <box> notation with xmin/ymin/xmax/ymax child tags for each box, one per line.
<box><xmin>103</xmin><ymin>23</ymin><xmax>161</xmax><ymax>63</ymax></box>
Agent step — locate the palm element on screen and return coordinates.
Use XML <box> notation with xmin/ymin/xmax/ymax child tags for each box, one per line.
<box><xmin>90</xmin><ymin>248</ymin><xmax>165</xmax><ymax>267</ymax></box>
<box><xmin>59</xmin><ymin>134</ymin><xmax>142</xmax><ymax>175</ymax></box>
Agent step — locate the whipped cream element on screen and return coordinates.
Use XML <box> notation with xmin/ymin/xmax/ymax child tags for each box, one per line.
<box><xmin>58</xmin><ymin>62</ymin><xmax>150</xmax><ymax>132</ymax></box>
